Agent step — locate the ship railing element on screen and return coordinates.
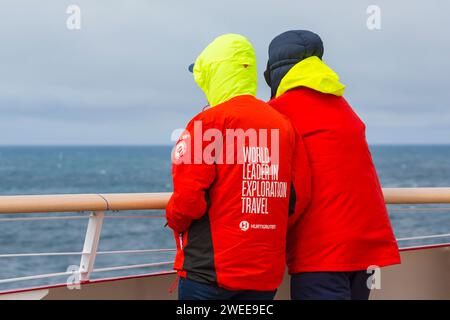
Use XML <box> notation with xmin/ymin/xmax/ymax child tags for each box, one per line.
<box><xmin>0</xmin><ymin>193</ymin><xmax>172</xmax><ymax>287</ymax></box>
<box><xmin>0</xmin><ymin>188</ymin><xmax>450</xmax><ymax>289</ymax></box>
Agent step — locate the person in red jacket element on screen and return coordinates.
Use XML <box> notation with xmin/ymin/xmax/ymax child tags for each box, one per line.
<box><xmin>264</xmin><ymin>30</ymin><xmax>401</xmax><ymax>300</ymax></box>
<box><xmin>166</xmin><ymin>34</ymin><xmax>310</xmax><ymax>300</ymax></box>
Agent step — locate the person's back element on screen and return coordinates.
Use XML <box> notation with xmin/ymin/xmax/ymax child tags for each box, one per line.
<box><xmin>271</xmin><ymin>87</ymin><xmax>399</xmax><ymax>272</ymax></box>
<box><xmin>265</xmin><ymin>30</ymin><xmax>400</xmax><ymax>300</ymax></box>
<box><xmin>166</xmin><ymin>34</ymin><xmax>297</xmax><ymax>299</ymax></box>
<box><xmin>188</xmin><ymin>95</ymin><xmax>294</xmax><ymax>290</ymax></box>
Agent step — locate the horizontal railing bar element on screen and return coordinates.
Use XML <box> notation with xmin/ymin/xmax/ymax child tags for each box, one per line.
<box><xmin>0</xmin><ymin>188</ymin><xmax>449</xmax><ymax>214</ymax></box>
<box><xmin>93</xmin><ymin>261</ymin><xmax>173</xmax><ymax>273</ymax></box>
<box><xmin>0</xmin><ymin>194</ymin><xmax>107</xmax><ymax>214</ymax></box>
<box><xmin>104</xmin><ymin>215</ymin><xmax>165</xmax><ymax>219</ymax></box>
<box><xmin>97</xmin><ymin>249</ymin><xmax>176</xmax><ymax>255</ymax></box>
<box><xmin>0</xmin><ymin>252</ymin><xmax>81</xmax><ymax>258</ymax></box>
<box><xmin>0</xmin><ymin>216</ymin><xmax>89</xmax><ymax>222</ymax></box>
<box><xmin>389</xmin><ymin>207</ymin><xmax>450</xmax><ymax>212</ymax></box>
<box><xmin>398</xmin><ymin>242</ymin><xmax>450</xmax><ymax>250</ymax></box>
<box><xmin>0</xmin><ymin>261</ymin><xmax>174</xmax><ymax>284</ymax></box>
<box><xmin>0</xmin><ymin>271</ymin><xmax>74</xmax><ymax>285</ymax></box>
<box><xmin>0</xmin><ymin>215</ymin><xmax>165</xmax><ymax>222</ymax></box>
<box><xmin>382</xmin><ymin>188</ymin><xmax>450</xmax><ymax>204</ymax></box>
<box><xmin>0</xmin><ymin>193</ymin><xmax>172</xmax><ymax>214</ymax></box>
<box><xmin>396</xmin><ymin>233</ymin><xmax>450</xmax><ymax>241</ymax></box>
<box><xmin>0</xmin><ymin>248</ymin><xmax>176</xmax><ymax>258</ymax></box>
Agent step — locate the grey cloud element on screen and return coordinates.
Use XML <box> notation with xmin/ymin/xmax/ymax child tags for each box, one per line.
<box><xmin>0</xmin><ymin>0</ymin><xmax>449</xmax><ymax>145</ymax></box>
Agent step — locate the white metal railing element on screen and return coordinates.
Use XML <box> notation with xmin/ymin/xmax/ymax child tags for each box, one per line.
<box><xmin>0</xmin><ymin>189</ymin><xmax>450</xmax><ymax>289</ymax></box>
<box><xmin>0</xmin><ymin>193</ymin><xmax>173</xmax><ymax>288</ymax></box>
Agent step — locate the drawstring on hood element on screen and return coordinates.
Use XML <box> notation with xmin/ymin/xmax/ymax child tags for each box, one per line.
<box><xmin>192</xmin><ymin>34</ymin><xmax>257</xmax><ymax>107</ymax></box>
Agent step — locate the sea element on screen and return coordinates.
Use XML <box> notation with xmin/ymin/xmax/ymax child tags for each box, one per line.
<box><xmin>1</xmin><ymin>145</ymin><xmax>450</xmax><ymax>291</ymax></box>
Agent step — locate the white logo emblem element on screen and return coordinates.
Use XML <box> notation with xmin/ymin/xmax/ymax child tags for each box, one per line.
<box><xmin>174</xmin><ymin>140</ymin><xmax>187</xmax><ymax>161</ymax></box>
<box><xmin>239</xmin><ymin>220</ymin><xmax>250</xmax><ymax>231</ymax></box>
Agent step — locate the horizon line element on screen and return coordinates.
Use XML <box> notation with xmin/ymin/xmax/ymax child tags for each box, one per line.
<box><xmin>1</xmin><ymin>143</ymin><xmax>450</xmax><ymax>147</ymax></box>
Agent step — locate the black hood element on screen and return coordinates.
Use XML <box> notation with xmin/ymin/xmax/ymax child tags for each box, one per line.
<box><xmin>264</xmin><ymin>30</ymin><xmax>324</xmax><ymax>98</ymax></box>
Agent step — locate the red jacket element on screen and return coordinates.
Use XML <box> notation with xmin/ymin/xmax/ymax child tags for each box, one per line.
<box><xmin>269</xmin><ymin>87</ymin><xmax>401</xmax><ymax>273</ymax></box>
<box><xmin>166</xmin><ymin>95</ymin><xmax>308</xmax><ymax>291</ymax></box>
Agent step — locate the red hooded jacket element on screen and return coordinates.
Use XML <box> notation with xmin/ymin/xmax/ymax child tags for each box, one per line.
<box><xmin>166</xmin><ymin>95</ymin><xmax>310</xmax><ymax>291</ymax></box>
<box><xmin>269</xmin><ymin>87</ymin><xmax>401</xmax><ymax>273</ymax></box>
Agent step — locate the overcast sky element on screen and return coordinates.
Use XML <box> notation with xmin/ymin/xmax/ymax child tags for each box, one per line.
<box><xmin>0</xmin><ymin>0</ymin><xmax>449</xmax><ymax>145</ymax></box>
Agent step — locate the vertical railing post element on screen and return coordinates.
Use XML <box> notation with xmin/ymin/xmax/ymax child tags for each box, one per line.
<box><xmin>79</xmin><ymin>211</ymin><xmax>104</xmax><ymax>282</ymax></box>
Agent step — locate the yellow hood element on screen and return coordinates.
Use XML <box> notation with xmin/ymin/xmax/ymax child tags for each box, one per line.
<box><xmin>193</xmin><ymin>34</ymin><xmax>257</xmax><ymax>107</ymax></box>
<box><xmin>276</xmin><ymin>56</ymin><xmax>346</xmax><ymax>98</ymax></box>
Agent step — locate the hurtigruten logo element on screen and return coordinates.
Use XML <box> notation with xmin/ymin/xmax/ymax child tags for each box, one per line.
<box><xmin>239</xmin><ymin>220</ymin><xmax>249</xmax><ymax>231</ymax></box>
<box><xmin>239</xmin><ymin>220</ymin><xmax>276</xmax><ymax>231</ymax></box>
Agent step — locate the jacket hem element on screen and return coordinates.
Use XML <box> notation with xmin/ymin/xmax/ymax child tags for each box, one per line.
<box><xmin>287</xmin><ymin>257</ymin><xmax>401</xmax><ymax>274</ymax></box>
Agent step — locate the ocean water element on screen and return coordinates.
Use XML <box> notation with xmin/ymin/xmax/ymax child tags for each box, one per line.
<box><xmin>0</xmin><ymin>145</ymin><xmax>450</xmax><ymax>291</ymax></box>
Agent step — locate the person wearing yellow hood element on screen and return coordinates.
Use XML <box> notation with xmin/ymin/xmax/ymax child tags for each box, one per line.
<box><xmin>265</xmin><ymin>30</ymin><xmax>400</xmax><ymax>300</ymax></box>
<box><xmin>166</xmin><ymin>34</ymin><xmax>310</xmax><ymax>300</ymax></box>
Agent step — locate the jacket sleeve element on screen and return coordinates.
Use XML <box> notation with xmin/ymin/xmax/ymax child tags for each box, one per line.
<box><xmin>288</xmin><ymin>131</ymin><xmax>311</xmax><ymax>227</ymax></box>
<box><xmin>165</xmin><ymin>115</ymin><xmax>216</xmax><ymax>233</ymax></box>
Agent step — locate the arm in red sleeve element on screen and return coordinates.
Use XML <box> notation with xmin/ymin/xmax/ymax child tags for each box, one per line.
<box><xmin>165</xmin><ymin>115</ymin><xmax>216</xmax><ymax>233</ymax></box>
